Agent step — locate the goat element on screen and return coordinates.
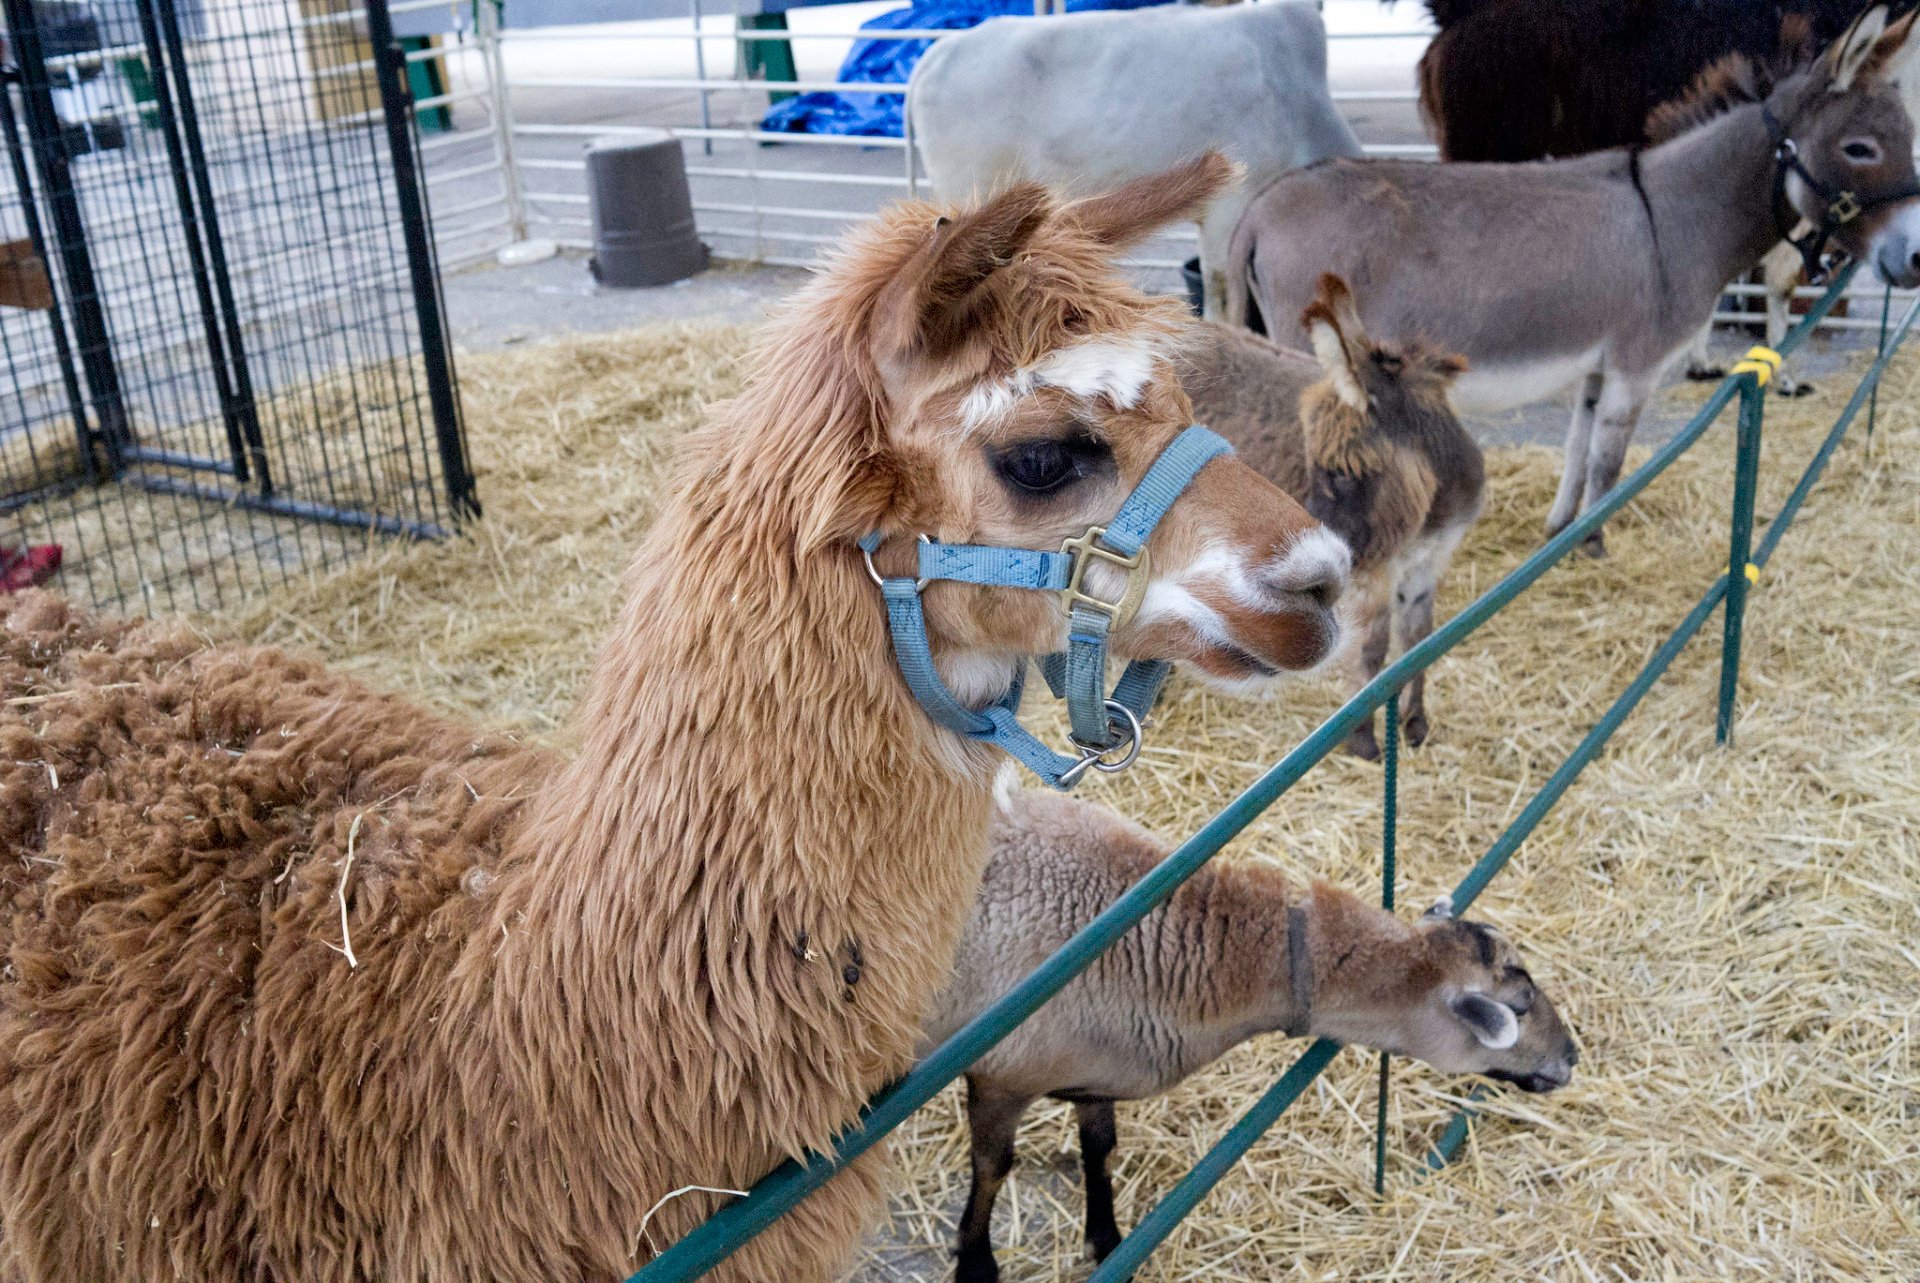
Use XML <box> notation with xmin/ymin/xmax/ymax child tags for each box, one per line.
<box><xmin>1182</xmin><ymin>276</ymin><xmax>1482</xmax><ymax>759</ymax></box>
<box><xmin>922</xmin><ymin>784</ymin><xmax>1579</xmax><ymax>1283</ymax></box>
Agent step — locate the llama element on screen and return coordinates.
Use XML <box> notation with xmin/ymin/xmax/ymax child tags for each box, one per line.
<box><xmin>924</xmin><ymin>785</ymin><xmax>1577</xmax><ymax>1283</ymax></box>
<box><xmin>1229</xmin><ymin>6</ymin><xmax>1920</xmax><ymax>553</ymax></box>
<box><xmin>0</xmin><ymin>155</ymin><xmax>1352</xmax><ymax>1283</ymax></box>
<box><xmin>1413</xmin><ymin>0</ymin><xmax>1920</xmax><ymax>393</ymax></box>
<box><xmin>1182</xmin><ymin>276</ymin><xmax>1482</xmax><ymax>759</ymax></box>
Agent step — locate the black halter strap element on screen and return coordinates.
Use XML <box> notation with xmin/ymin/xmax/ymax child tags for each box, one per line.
<box><xmin>1763</xmin><ymin>103</ymin><xmax>1920</xmax><ymax>284</ymax></box>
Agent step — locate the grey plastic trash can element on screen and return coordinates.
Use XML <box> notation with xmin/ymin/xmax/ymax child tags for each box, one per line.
<box><xmin>586</xmin><ymin>130</ymin><xmax>709</xmax><ymax>288</ymax></box>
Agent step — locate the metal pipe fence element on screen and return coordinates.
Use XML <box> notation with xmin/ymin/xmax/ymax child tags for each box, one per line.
<box><xmin>620</xmin><ymin>265</ymin><xmax>1913</xmax><ymax>1281</ymax></box>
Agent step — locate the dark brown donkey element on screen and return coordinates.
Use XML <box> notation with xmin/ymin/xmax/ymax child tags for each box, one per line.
<box><xmin>1183</xmin><ymin>276</ymin><xmax>1483</xmax><ymax>759</ymax></box>
<box><xmin>1232</xmin><ymin>6</ymin><xmax>1920</xmax><ymax>553</ymax></box>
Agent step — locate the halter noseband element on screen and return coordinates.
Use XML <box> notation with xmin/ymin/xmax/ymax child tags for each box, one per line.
<box><xmin>862</xmin><ymin>425</ymin><xmax>1232</xmax><ymax>790</ymax></box>
<box><xmin>1764</xmin><ymin>103</ymin><xmax>1920</xmax><ymax>284</ymax></box>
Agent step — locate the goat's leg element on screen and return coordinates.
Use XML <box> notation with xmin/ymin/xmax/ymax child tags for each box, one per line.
<box><xmin>1682</xmin><ymin>320</ymin><xmax>1724</xmax><ymax>381</ymax></box>
<box><xmin>955</xmin><ymin>1078</ymin><xmax>1032</xmax><ymax>1283</ymax></box>
<box><xmin>1343</xmin><ymin>602</ymin><xmax>1394</xmax><ymax>761</ymax></box>
<box><xmin>1762</xmin><ymin>242</ymin><xmax>1813</xmax><ymax>397</ymax></box>
<box><xmin>1546</xmin><ymin>371</ymin><xmax>1603</xmax><ymax>540</ymax></box>
<box><xmin>1074</xmin><ymin>1099</ymin><xmax>1123</xmax><ymax>1263</ymax></box>
<box><xmin>1576</xmin><ymin>371</ymin><xmax>1656</xmax><ymax>558</ymax></box>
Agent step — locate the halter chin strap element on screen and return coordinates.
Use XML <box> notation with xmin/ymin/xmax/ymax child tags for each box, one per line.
<box><xmin>1764</xmin><ymin>104</ymin><xmax>1920</xmax><ymax>285</ymax></box>
<box><xmin>862</xmin><ymin>425</ymin><xmax>1233</xmax><ymax>789</ymax></box>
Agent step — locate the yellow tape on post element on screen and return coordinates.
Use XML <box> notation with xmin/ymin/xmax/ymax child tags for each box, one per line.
<box><xmin>1729</xmin><ymin>345</ymin><xmax>1783</xmax><ymax>387</ymax></box>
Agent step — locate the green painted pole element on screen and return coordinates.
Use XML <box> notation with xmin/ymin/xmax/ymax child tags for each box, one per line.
<box><xmin>1870</xmin><ymin>283</ymin><xmax>1891</xmax><ymax>441</ymax></box>
<box><xmin>1715</xmin><ymin>376</ymin><xmax>1766</xmax><ymax>744</ymax></box>
<box><xmin>1374</xmin><ymin>691</ymin><xmax>1399</xmax><ymax>1197</ymax></box>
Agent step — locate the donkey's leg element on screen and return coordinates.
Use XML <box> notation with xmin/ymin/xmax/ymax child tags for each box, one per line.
<box><xmin>1074</xmin><ymin>1100</ymin><xmax>1124</xmax><ymax>1263</ymax></box>
<box><xmin>1393</xmin><ymin>548</ymin><xmax>1455</xmax><ymax>748</ymax></box>
<box><xmin>1762</xmin><ymin>242</ymin><xmax>1813</xmax><ymax>397</ymax></box>
<box><xmin>956</xmin><ymin>1079</ymin><xmax>1034</xmax><ymax>1283</ymax></box>
<box><xmin>1198</xmin><ymin>211</ymin><xmax>1234</xmax><ymax>323</ymax></box>
<box><xmin>1683</xmin><ymin>320</ymin><xmax>1724</xmax><ymax>381</ymax></box>
<box><xmin>1546</xmin><ymin>371</ymin><xmax>1603</xmax><ymax>539</ymax></box>
<box><xmin>1343</xmin><ymin>601</ymin><xmax>1393</xmax><ymax>761</ymax></box>
<box><xmin>1576</xmin><ymin>370</ymin><xmax>1657</xmax><ymax>558</ymax></box>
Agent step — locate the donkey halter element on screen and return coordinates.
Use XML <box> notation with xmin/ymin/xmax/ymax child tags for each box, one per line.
<box><xmin>1764</xmin><ymin>104</ymin><xmax>1920</xmax><ymax>285</ymax></box>
<box><xmin>861</xmin><ymin>425</ymin><xmax>1233</xmax><ymax>790</ymax></box>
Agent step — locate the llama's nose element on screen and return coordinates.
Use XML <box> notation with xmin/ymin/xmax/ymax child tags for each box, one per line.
<box><xmin>1264</xmin><ymin>527</ymin><xmax>1351</xmax><ymax>610</ymax></box>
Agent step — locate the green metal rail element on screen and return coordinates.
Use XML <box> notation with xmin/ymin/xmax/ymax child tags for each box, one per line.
<box><xmin>632</xmin><ymin>266</ymin><xmax>1912</xmax><ymax>1283</ymax></box>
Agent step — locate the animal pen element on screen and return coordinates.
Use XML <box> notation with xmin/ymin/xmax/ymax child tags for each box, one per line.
<box><xmin>0</xmin><ymin>0</ymin><xmax>477</xmax><ymax>614</ymax></box>
<box><xmin>620</xmin><ymin>271</ymin><xmax>1912</xmax><ymax>1280</ymax></box>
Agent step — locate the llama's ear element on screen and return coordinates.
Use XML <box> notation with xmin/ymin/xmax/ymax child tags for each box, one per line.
<box><xmin>1066</xmin><ymin>151</ymin><xmax>1239</xmax><ymax>251</ymax></box>
<box><xmin>1824</xmin><ymin>3</ymin><xmax>1892</xmax><ymax>92</ymax></box>
<box><xmin>1301</xmin><ymin>274</ymin><xmax>1368</xmax><ymax>411</ymax></box>
<box><xmin>1450</xmin><ymin>992</ymin><xmax>1520</xmax><ymax>1050</ymax></box>
<box><xmin>881</xmin><ymin>183</ymin><xmax>1051</xmax><ymax>357</ymax></box>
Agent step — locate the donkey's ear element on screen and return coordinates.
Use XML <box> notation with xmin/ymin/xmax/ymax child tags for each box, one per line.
<box><xmin>1066</xmin><ymin>151</ymin><xmax>1239</xmax><ymax>250</ymax></box>
<box><xmin>1824</xmin><ymin>3</ymin><xmax>1892</xmax><ymax>92</ymax></box>
<box><xmin>1301</xmin><ymin>274</ymin><xmax>1369</xmax><ymax>411</ymax></box>
<box><xmin>1450</xmin><ymin>992</ymin><xmax>1520</xmax><ymax>1050</ymax></box>
<box><xmin>1860</xmin><ymin>6</ymin><xmax>1920</xmax><ymax>83</ymax></box>
<box><xmin>881</xmin><ymin>183</ymin><xmax>1051</xmax><ymax>357</ymax></box>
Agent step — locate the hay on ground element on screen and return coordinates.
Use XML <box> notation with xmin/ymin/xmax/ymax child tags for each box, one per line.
<box><xmin>192</xmin><ymin>323</ymin><xmax>1919</xmax><ymax>1281</ymax></box>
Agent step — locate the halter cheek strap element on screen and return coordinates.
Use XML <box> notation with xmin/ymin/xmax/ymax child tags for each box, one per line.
<box><xmin>863</xmin><ymin>425</ymin><xmax>1233</xmax><ymax>790</ymax></box>
<box><xmin>1764</xmin><ymin>104</ymin><xmax>1920</xmax><ymax>285</ymax></box>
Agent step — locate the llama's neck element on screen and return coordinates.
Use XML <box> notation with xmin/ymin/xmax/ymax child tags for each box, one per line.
<box><xmin>1642</xmin><ymin>101</ymin><xmax>1795</xmax><ymax>307</ymax></box>
<box><xmin>482</xmin><ymin>461</ymin><xmax>1002</xmax><ymax>1171</ymax></box>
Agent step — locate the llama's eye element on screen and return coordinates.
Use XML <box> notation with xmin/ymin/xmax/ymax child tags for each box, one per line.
<box><xmin>991</xmin><ymin>435</ymin><xmax>1106</xmax><ymax>496</ymax></box>
<box><xmin>1842</xmin><ymin>139</ymin><xmax>1882</xmax><ymax>163</ymax></box>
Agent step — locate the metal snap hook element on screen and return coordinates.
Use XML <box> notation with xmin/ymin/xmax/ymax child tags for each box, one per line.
<box><xmin>1059</xmin><ymin>700</ymin><xmax>1145</xmax><ymax>786</ymax></box>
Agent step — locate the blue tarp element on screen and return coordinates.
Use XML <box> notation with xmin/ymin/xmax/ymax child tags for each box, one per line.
<box><xmin>760</xmin><ymin>0</ymin><xmax>1171</xmax><ymax>139</ymax></box>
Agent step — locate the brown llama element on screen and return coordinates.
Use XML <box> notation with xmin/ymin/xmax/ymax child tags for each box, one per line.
<box><xmin>0</xmin><ymin>153</ymin><xmax>1349</xmax><ymax>1283</ymax></box>
<box><xmin>1182</xmin><ymin>276</ymin><xmax>1482</xmax><ymax>759</ymax></box>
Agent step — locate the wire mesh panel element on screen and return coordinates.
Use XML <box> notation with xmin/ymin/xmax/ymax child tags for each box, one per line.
<box><xmin>0</xmin><ymin>0</ymin><xmax>476</xmax><ymax>615</ymax></box>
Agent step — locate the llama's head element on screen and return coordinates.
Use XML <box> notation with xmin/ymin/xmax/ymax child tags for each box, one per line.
<box><xmin>838</xmin><ymin>153</ymin><xmax>1346</xmax><ymax>700</ymax></box>
<box><xmin>1297</xmin><ymin>273</ymin><xmax>1468</xmax><ymax>576</ymax></box>
<box><xmin>1394</xmin><ymin>897</ymin><xmax>1577</xmax><ymax>1094</ymax></box>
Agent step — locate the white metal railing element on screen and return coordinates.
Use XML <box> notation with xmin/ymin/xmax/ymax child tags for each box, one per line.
<box><xmin>407</xmin><ymin>0</ymin><xmax>1915</xmax><ymax>324</ymax></box>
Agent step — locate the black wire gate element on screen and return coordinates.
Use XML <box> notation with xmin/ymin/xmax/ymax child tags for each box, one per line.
<box><xmin>0</xmin><ymin>0</ymin><xmax>477</xmax><ymax>614</ymax></box>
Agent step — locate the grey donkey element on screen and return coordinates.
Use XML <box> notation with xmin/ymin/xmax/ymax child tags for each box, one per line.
<box><xmin>1228</xmin><ymin>5</ymin><xmax>1920</xmax><ymax>555</ymax></box>
<box><xmin>1181</xmin><ymin>275</ymin><xmax>1483</xmax><ymax>760</ymax></box>
<box><xmin>922</xmin><ymin>784</ymin><xmax>1578</xmax><ymax>1283</ymax></box>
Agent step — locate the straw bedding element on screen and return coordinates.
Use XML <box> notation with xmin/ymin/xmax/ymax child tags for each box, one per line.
<box><xmin>193</xmin><ymin>324</ymin><xmax>1918</xmax><ymax>1282</ymax></box>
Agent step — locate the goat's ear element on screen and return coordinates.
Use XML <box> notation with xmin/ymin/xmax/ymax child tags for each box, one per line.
<box><xmin>1302</xmin><ymin>274</ymin><xmax>1369</xmax><ymax>411</ymax></box>
<box><xmin>1066</xmin><ymin>151</ymin><xmax>1239</xmax><ymax>251</ymax></box>
<box><xmin>1420</xmin><ymin>894</ymin><xmax>1455</xmax><ymax>923</ymax></box>
<box><xmin>1824</xmin><ymin>3</ymin><xmax>1892</xmax><ymax>92</ymax></box>
<box><xmin>879</xmin><ymin>183</ymin><xmax>1051</xmax><ymax>358</ymax></box>
<box><xmin>1450</xmin><ymin>992</ymin><xmax>1520</xmax><ymax>1050</ymax></box>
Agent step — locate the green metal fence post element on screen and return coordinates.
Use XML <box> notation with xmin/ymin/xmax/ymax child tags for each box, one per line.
<box><xmin>1715</xmin><ymin>374</ymin><xmax>1766</xmax><ymax>745</ymax></box>
<box><xmin>1374</xmin><ymin>689</ymin><xmax>1399</xmax><ymax>1196</ymax></box>
<box><xmin>1870</xmin><ymin>283</ymin><xmax>1892</xmax><ymax>441</ymax></box>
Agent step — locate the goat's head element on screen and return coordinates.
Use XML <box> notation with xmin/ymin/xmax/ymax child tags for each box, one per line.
<box><xmin>849</xmin><ymin>154</ymin><xmax>1348</xmax><ymax>696</ymax></box>
<box><xmin>1294</xmin><ymin>274</ymin><xmax>1466</xmax><ymax>576</ymax></box>
<box><xmin>1400</xmin><ymin>897</ymin><xmax>1578</xmax><ymax>1093</ymax></box>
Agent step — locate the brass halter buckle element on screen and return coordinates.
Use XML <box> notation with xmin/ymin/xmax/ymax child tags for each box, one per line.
<box><xmin>1059</xmin><ymin>526</ymin><xmax>1151</xmax><ymax>630</ymax></box>
<box><xmin>1831</xmin><ymin>190</ymin><xmax>1863</xmax><ymax>225</ymax></box>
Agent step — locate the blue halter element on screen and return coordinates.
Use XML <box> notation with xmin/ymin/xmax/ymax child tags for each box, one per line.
<box><xmin>862</xmin><ymin>425</ymin><xmax>1233</xmax><ymax>789</ymax></box>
